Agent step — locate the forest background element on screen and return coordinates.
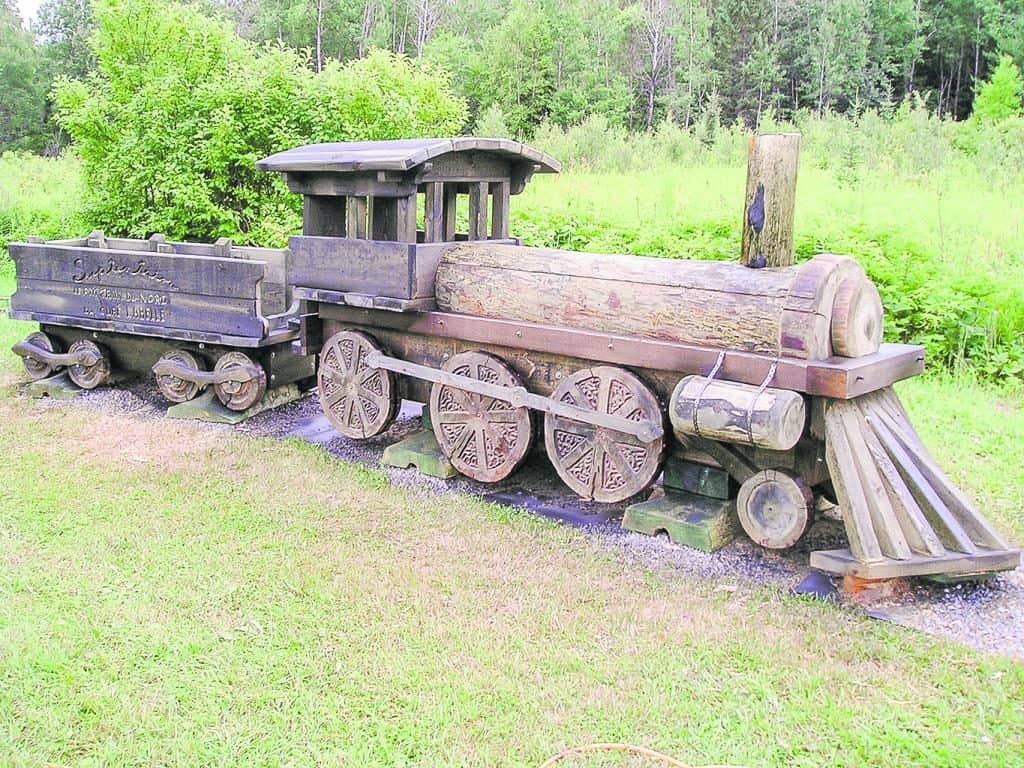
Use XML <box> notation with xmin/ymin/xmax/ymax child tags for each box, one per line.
<box><xmin>1</xmin><ymin>0</ymin><xmax>1023</xmax><ymax>387</ymax></box>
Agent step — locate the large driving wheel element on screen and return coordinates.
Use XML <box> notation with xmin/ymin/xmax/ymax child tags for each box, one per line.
<box><xmin>544</xmin><ymin>366</ymin><xmax>665</xmax><ymax>503</ymax></box>
<box><xmin>318</xmin><ymin>330</ymin><xmax>398</xmax><ymax>439</ymax></box>
<box><xmin>66</xmin><ymin>339</ymin><xmax>111</xmax><ymax>390</ymax></box>
<box><xmin>429</xmin><ymin>351</ymin><xmax>533</xmax><ymax>482</ymax></box>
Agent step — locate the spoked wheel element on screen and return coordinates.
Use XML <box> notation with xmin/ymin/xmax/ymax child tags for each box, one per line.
<box><xmin>429</xmin><ymin>351</ymin><xmax>533</xmax><ymax>482</ymax></box>
<box><xmin>544</xmin><ymin>366</ymin><xmax>665</xmax><ymax>503</ymax></box>
<box><xmin>736</xmin><ymin>468</ymin><xmax>813</xmax><ymax>549</ymax></box>
<box><xmin>21</xmin><ymin>331</ymin><xmax>60</xmax><ymax>381</ymax></box>
<box><xmin>318</xmin><ymin>330</ymin><xmax>398</xmax><ymax>439</ymax></box>
<box><xmin>154</xmin><ymin>349</ymin><xmax>206</xmax><ymax>403</ymax></box>
<box><xmin>213</xmin><ymin>351</ymin><xmax>266</xmax><ymax>411</ymax></box>
<box><xmin>66</xmin><ymin>339</ymin><xmax>111</xmax><ymax>390</ymax></box>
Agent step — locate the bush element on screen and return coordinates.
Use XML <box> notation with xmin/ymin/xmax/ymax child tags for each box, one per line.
<box><xmin>53</xmin><ymin>0</ymin><xmax>467</xmax><ymax>245</ymax></box>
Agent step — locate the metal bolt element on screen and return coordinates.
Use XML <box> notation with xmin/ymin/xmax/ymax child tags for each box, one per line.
<box><xmin>555</xmin><ymin>371</ymin><xmax>562</xmax><ymax>379</ymax></box>
<box><xmin>271</xmin><ymin>351</ymin><xmax>276</xmax><ymax>358</ymax></box>
<box><xmin>608</xmin><ymin>342</ymin><xmax>614</xmax><ymax>350</ymax></box>
<box><xmin>442</xmin><ymin>353</ymin><xmax>450</xmax><ymax>361</ymax></box>
<box><xmin>199</xmin><ymin>343</ymin><xmax>205</xmax><ymax>349</ymax></box>
<box><xmin>515</xmin><ymin>330</ymin><xmax>522</xmax><ymax>338</ymax></box>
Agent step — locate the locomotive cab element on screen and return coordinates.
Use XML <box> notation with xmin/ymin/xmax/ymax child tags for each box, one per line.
<box><xmin>256</xmin><ymin>138</ymin><xmax>560</xmax><ymax>311</ymax></box>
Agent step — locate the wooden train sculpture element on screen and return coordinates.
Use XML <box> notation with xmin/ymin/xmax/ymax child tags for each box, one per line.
<box><xmin>8</xmin><ymin>138</ymin><xmax>1020</xmax><ymax>581</ymax></box>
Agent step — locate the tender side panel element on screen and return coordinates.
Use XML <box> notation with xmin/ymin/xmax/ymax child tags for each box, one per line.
<box><xmin>10</xmin><ymin>243</ymin><xmax>267</xmax><ymax>340</ymax></box>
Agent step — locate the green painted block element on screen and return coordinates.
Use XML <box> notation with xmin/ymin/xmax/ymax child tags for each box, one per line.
<box><xmin>663</xmin><ymin>457</ymin><xmax>731</xmax><ymax>499</ymax></box>
<box><xmin>27</xmin><ymin>372</ymin><xmax>82</xmax><ymax>400</ymax></box>
<box><xmin>166</xmin><ymin>384</ymin><xmax>304</xmax><ymax>424</ymax></box>
<box><xmin>381</xmin><ymin>428</ymin><xmax>458</xmax><ymax>479</ymax></box>
<box><xmin>623</xmin><ymin>490</ymin><xmax>738</xmax><ymax>553</ymax></box>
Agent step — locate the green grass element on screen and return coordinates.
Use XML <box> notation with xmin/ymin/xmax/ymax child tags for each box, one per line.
<box><xmin>0</xmin><ymin>352</ymin><xmax>1021</xmax><ymax>766</ymax></box>
<box><xmin>1</xmin><ymin>152</ymin><xmax>1023</xmax><ymax>763</ymax></box>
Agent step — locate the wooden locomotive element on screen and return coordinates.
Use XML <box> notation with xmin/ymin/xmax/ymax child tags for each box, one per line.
<box><xmin>9</xmin><ymin>137</ymin><xmax>1019</xmax><ymax>581</ymax></box>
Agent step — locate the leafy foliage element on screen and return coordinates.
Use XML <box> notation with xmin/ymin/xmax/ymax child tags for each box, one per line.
<box><xmin>973</xmin><ymin>54</ymin><xmax>1024</xmax><ymax>123</ymax></box>
<box><xmin>0</xmin><ymin>5</ymin><xmax>49</xmax><ymax>151</ymax></box>
<box><xmin>52</xmin><ymin>0</ymin><xmax>466</xmax><ymax>244</ymax></box>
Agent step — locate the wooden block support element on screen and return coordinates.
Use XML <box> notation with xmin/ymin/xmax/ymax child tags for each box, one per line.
<box><xmin>741</xmin><ymin>133</ymin><xmax>800</xmax><ymax>268</ymax></box>
<box><xmin>623</xmin><ymin>491</ymin><xmax>738</xmax><ymax>552</ymax></box>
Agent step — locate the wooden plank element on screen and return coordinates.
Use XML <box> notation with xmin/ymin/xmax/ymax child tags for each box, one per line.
<box><xmin>395</xmin><ymin>195</ymin><xmax>418</xmax><ymax>243</ymax></box>
<box><xmin>874</xmin><ymin>408</ymin><xmax>1010</xmax><ymax>551</ymax></box>
<box><xmin>804</xmin><ymin>346</ymin><xmax>925</xmax><ymax>398</ymax></box>
<box><xmin>871</xmin><ymin>412</ymin><xmax>979</xmax><ymax>554</ymax></box>
<box><xmin>424</xmin><ymin>182</ymin><xmax>444</xmax><ymax>243</ymax></box>
<box><xmin>810</xmin><ymin>547</ymin><xmax>1020</xmax><ymax>579</ymax></box>
<box><xmin>442</xmin><ymin>185</ymin><xmax>458</xmax><ymax>241</ymax></box>
<box><xmin>824</xmin><ymin>403</ymin><xmax>884</xmax><ymax>562</ymax></box>
<box><xmin>467</xmin><ymin>181</ymin><xmax>488</xmax><ymax>240</ymax></box>
<box><xmin>10</xmin><ymin>243</ymin><xmax>264</xmax><ymax>299</ymax></box>
<box><xmin>854</xmin><ymin>399</ymin><xmax>946</xmax><ymax>557</ymax></box>
<box><xmin>11</xmin><ymin>277</ymin><xmax>264</xmax><ymax>338</ymax></box>
<box><xmin>284</xmin><ymin>171</ymin><xmax>416</xmax><ymax>197</ymax></box>
<box><xmin>347</xmin><ymin>197</ymin><xmax>368</xmax><ymax>239</ymax></box>
<box><xmin>417</xmin><ymin>152</ymin><xmax>511</xmax><ymax>183</ymax></box>
<box><xmin>836</xmin><ymin>404</ymin><xmax>912</xmax><ymax>559</ymax></box>
<box><xmin>490</xmin><ymin>180</ymin><xmax>510</xmax><ymax>239</ymax></box>
<box><xmin>288</xmin><ymin>236</ymin><xmax>415</xmax><ymax>299</ymax></box>
<box><xmin>303</xmin><ymin>195</ymin><xmax>347</xmax><ymax>237</ymax></box>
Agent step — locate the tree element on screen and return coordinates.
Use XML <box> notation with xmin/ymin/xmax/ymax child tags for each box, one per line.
<box><xmin>972</xmin><ymin>53</ymin><xmax>1023</xmax><ymax>120</ymax></box>
<box><xmin>53</xmin><ymin>0</ymin><xmax>467</xmax><ymax>244</ymax></box>
<box><xmin>0</xmin><ymin>3</ymin><xmax>49</xmax><ymax>150</ymax></box>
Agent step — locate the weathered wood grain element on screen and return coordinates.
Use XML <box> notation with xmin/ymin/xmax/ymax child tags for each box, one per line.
<box><xmin>10</xmin><ymin>243</ymin><xmax>265</xmax><ymax>299</ymax></box>
<box><xmin>670</xmin><ymin>375</ymin><xmax>807</xmax><ymax>450</ymax></box>
<box><xmin>741</xmin><ymin>133</ymin><xmax>800</xmax><ymax>267</ymax></box>
<box><xmin>436</xmin><ymin>244</ymin><xmax>881</xmax><ymax>359</ymax></box>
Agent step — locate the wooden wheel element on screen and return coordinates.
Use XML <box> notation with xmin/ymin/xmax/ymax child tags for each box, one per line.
<box><xmin>429</xmin><ymin>351</ymin><xmax>533</xmax><ymax>482</ymax></box>
<box><xmin>21</xmin><ymin>331</ymin><xmax>59</xmax><ymax>381</ymax></box>
<box><xmin>318</xmin><ymin>330</ymin><xmax>398</xmax><ymax>439</ymax></box>
<box><xmin>213</xmin><ymin>352</ymin><xmax>266</xmax><ymax>411</ymax></box>
<box><xmin>736</xmin><ymin>468</ymin><xmax>813</xmax><ymax>549</ymax></box>
<box><xmin>154</xmin><ymin>349</ymin><xmax>206</xmax><ymax>403</ymax></box>
<box><xmin>66</xmin><ymin>339</ymin><xmax>110</xmax><ymax>390</ymax></box>
<box><xmin>544</xmin><ymin>366</ymin><xmax>665</xmax><ymax>503</ymax></box>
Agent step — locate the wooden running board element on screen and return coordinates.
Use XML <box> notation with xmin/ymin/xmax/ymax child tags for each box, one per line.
<box><xmin>810</xmin><ymin>387</ymin><xmax>1020</xmax><ymax>578</ymax></box>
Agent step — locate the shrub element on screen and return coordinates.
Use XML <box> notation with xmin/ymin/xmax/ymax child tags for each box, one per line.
<box><xmin>52</xmin><ymin>0</ymin><xmax>467</xmax><ymax>245</ymax></box>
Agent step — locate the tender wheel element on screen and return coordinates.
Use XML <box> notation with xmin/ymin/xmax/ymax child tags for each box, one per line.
<box><xmin>21</xmin><ymin>331</ymin><xmax>60</xmax><ymax>380</ymax></box>
<box><xmin>429</xmin><ymin>351</ymin><xmax>533</xmax><ymax>482</ymax></box>
<box><xmin>66</xmin><ymin>339</ymin><xmax>111</xmax><ymax>390</ymax></box>
<box><xmin>213</xmin><ymin>351</ymin><xmax>266</xmax><ymax>411</ymax></box>
<box><xmin>318</xmin><ymin>330</ymin><xmax>398</xmax><ymax>438</ymax></box>
<box><xmin>154</xmin><ymin>349</ymin><xmax>205</xmax><ymax>403</ymax></box>
<box><xmin>544</xmin><ymin>366</ymin><xmax>665</xmax><ymax>503</ymax></box>
<box><xmin>736</xmin><ymin>468</ymin><xmax>813</xmax><ymax>549</ymax></box>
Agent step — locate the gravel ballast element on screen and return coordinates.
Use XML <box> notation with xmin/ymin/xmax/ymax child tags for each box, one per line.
<box><xmin>27</xmin><ymin>380</ymin><xmax>1024</xmax><ymax>661</ymax></box>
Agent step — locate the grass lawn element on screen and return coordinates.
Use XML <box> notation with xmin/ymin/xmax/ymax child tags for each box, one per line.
<box><xmin>1</xmin><ymin>312</ymin><xmax>1023</xmax><ymax>767</ymax></box>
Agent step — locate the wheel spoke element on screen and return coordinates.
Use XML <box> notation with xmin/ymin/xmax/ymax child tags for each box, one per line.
<box><xmin>323</xmin><ymin>387</ymin><xmax>347</xmax><ymax>411</ymax></box>
<box><xmin>474</xmin><ymin>427</ymin><xmax>488</xmax><ymax>470</ymax></box>
<box><xmin>558</xmin><ymin>437</ymin><xmax>594</xmax><ymax>471</ymax></box>
<box><xmin>435</xmin><ymin>409</ymin><xmax>474</xmax><ymax>424</ymax></box>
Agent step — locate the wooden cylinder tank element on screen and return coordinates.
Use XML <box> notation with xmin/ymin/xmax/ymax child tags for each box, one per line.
<box><xmin>435</xmin><ymin>245</ymin><xmax>883</xmax><ymax>360</ymax></box>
